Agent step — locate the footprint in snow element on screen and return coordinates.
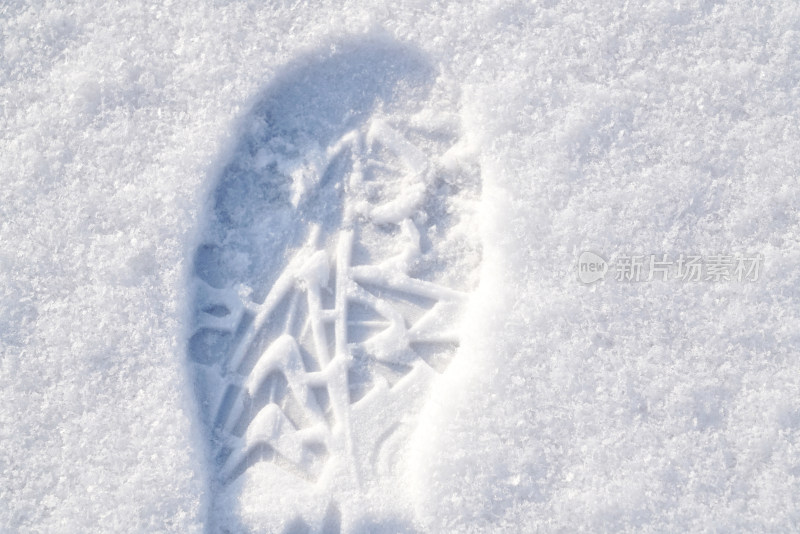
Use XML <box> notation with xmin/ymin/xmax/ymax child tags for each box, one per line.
<box><xmin>188</xmin><ymin>35</ymin><xmax>482</xmax><ymax>534</ymax></box>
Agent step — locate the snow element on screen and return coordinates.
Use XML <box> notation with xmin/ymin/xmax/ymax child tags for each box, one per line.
<box><xmin>2</xmin><ymin>0</ymin><xmax>800</xmax><ymax>532</ymax></box>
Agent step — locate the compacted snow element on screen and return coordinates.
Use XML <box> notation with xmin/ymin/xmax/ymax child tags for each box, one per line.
<box><xmin>2</xmin><ymin>1</ymin><xmax>800</xmax><ymax>532</ymax></box>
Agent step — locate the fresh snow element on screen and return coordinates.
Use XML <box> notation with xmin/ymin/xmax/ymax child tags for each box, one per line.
<box><xmin>2</xmin><ymin>1</ymin><xmax>800</xmax><ymax>533</ymax></box>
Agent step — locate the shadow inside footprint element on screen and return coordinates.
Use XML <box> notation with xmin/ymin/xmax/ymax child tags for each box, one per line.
<box><xmin>195</xmin><ymin>36</ymin><xmax>434</xmax><ymax>300</ymax></box>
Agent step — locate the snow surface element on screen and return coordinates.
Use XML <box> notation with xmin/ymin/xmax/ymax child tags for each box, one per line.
<box><xmin>2</xmin><ymin>0</ymin><xmax>800</xmax><ymax>532</ymax></box>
